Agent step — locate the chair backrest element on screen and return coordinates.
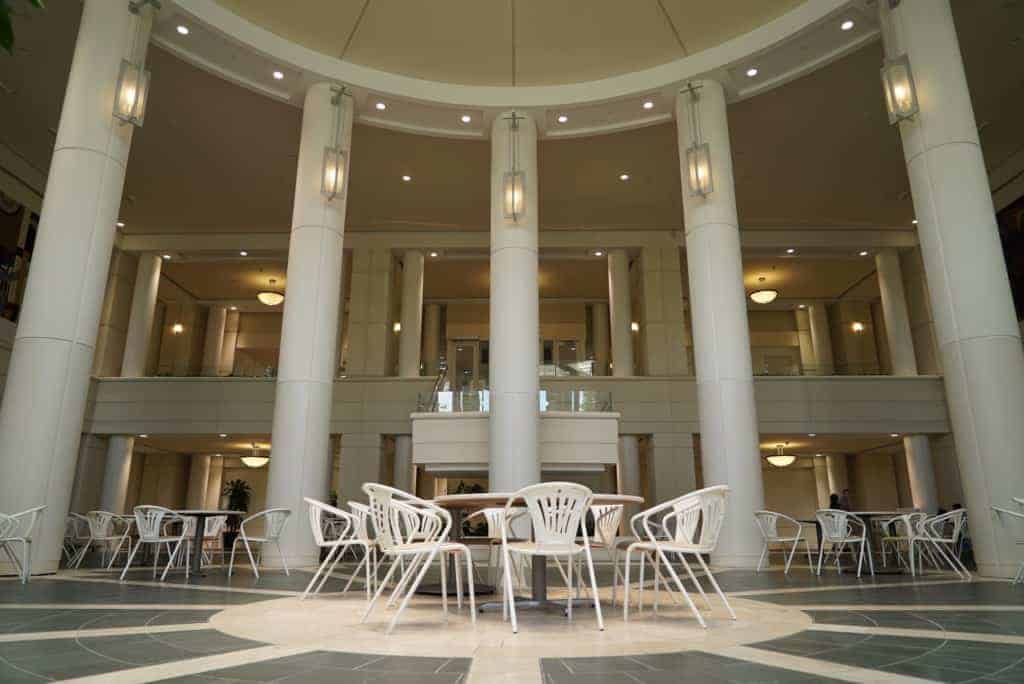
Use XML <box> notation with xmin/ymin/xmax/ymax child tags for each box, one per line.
<box><xmin>924</xmin><ymin>508</ymin><xmax>966</xmax><ymax>543</ymax></box>
<box><xmin>68</xmin><ymin>512</ymin><xmax>90</xmax><ymax>539</ymax></box>
<box><xmin>133</xmin><ymin>506</ymin><xmax>179</xmax><ymax>542</ymax></box>
<box><xmin>5</xmin><ymin>506</ymin><xmax>45</xmax><ymax>540</ymax></box>
<box><xmin>363</xmin><ymin>483</ymin><xmax>450</xmax><ymax>552</ymax></box>
<box><xmin>668</xmin><ymin>485</ymin><xmax>729</xmax><ymax>552</ymax></box>
<box><xmin>591</xmin><ymin>504</ymin><xmax>623</xmax><ymax>547</ymax></box>
<box><xmin>392</xmin><ymin>500</ymin><xmax>442</xmax><ymax>544</ymax></box>
<box><xmin>511</xmin><ymin>482</ymin><xmax>592</xmax><ymax>548</ymax></box>
<box><xmin>816</xmin><ymin>509</ymin><xmax>861</xmax><ymax>542</ymax></box>
<box><xmin>204</xmin><ymin>515</ymin><xmax>228</xmax><ymax>538</ymax></box>
<box><xmin>754</xmin><ymin>510</ymin><xmax>790</xmax><ymax>541</ymax></box>
<box><xmin>86</xmin><ymin>510</ymin><xmax>119</xmax><ymax>538</ymax></box>
<box><xmin>304</xmin><ymin>498</ymin><xmax>352</xmax><ymax>547</ymax></box>
<box><xmin>348</xmin><ymin>501</ymin><xmax>373</xmax><ymax>543</ymax></box>
<box><xmin>243</xmin><ymin>508</ymin><xmax>291</xmax><ymax>541</ymax></box>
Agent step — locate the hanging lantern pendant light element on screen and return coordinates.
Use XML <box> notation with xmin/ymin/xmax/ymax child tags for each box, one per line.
<box><xmin>502</xmin><ymin>112</ymin><xmax>526</xmax><ymax>222</ymax></box>
<box><xmin>683</xmin><ymin>83</ymin><xmax>713</xmax><ymax>198</ymax></box>
<box><xmin>321</xmin><ymin>86</ymin><xmax>349</xmax><ymax>200</ymax></box>
<box><xmin>113</xmin><ymin>1</ymin><xmax>157</xmax><ymax>127</ymax></box>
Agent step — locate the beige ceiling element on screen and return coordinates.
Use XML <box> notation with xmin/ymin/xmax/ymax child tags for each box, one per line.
<box><xmin>162</xmin><ymin>259</ymin><xmax>288</xmax><ymax>300</ymax></box>
<box><xmin>213</xmin><ymin>0</ymin><xmax>805</xmax><ymax>87</ymax></box>
<box><xmin>424</xmin><ymin>257</ymin><xmax>609</xmax><ymax>300</ymax></box>
<box><xmin>741</xmin><ymin>256</ymin><xmax>879</xmax><ymax>301</ymax></box>
<box><xmin>760</xmin><ymin>433</ymin><xmax>902</xmax><ymax>457</ymax></box>
<box><xmin>137</xmin><ymin>434</ymin><xmax>270</xmax><ymax>456</ymax></box>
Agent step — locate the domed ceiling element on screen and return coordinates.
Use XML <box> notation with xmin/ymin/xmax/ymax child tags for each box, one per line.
<box><xmin>212</xmin><ymin>0</ymin><xmax>805</xmax><ymax>86</ymax></box>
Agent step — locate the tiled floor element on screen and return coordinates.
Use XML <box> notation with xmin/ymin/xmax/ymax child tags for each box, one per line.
<box><xmin>0</xmin><ymin>561</ymin><xmax>1021</xmax><ymax>683</ymax></box>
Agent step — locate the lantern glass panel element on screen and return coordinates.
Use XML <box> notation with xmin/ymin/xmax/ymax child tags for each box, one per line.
<box><xmin>322</xmin><ymin>147</ymin><xmax>346</xmax><ymax>199</ymax></box>
<box><xmin>686</xmin><ymin>142</ymin><xmax>713</xmax><ymax>197</ymax></box>
<box><xmin>503</xmin><ymin>170</ymin><xmax>525</xmax><ymax>221</ymax></box>
<box><xmin>113</xmin><ymin>59</ymin><xmax>150</xmax><ymax>126</ymax></box>
<box><xmin>881</xmin><ymin>55</ymin><xmax>919</xmax><ymax>124</ymax></box>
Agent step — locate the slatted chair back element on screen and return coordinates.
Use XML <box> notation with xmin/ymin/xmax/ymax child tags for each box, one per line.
<box><xmin>364</xmin><ymin>484</ymin><xmax>401</xmax><ymax>551</ymax></box>
<box><xmin>244</xmin><ymin>508</ymin><xmax>290</xmax><ymax>541</ymax></box>
<box><xmin>204</xmin><ymin>515</ymin><xmax>228</xmax><ymax>538</ymax></box>
<box><xmin>668</xmin><ymin>485</ymin><xmax>729</xmax><ymax>552</ymax></box>
<box><xmin>591</xmin><ymin>504</ymin><xmax>623</xmax><ymax>547</ymax></box>
<box><xmin>816</xmin><ymin>509</ymin><xmax>856</xmax><ymax>543</ymax></box>
<box><xmin>348</xmin><ymin>501</ymin><xmax>373</xmax><ymax>543</ymax></box>
<box><xmin>304</xmin><ymin>498</ymin><xmax>352</xmax><ymax>547</ymax></box>
<box><xmin>133</xmin><ymin>506</ymin><xmax>178</xmax><ymax>542</ymax></box>
<box><xmin>515</xmin><ymin>482</ymin><xmax>592</xmax><ymax>548</ymax></box>
<box><xmin>86</xmin><ymin>510</ymin><xmax>119</xmax><ymax>539</ymax></box>
<box><xmin>925</xmin><ymin>509</ymin><xmax>966</xmax><ymax>543</ymax></box>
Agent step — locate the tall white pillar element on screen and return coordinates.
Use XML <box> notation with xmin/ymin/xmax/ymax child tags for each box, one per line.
<box><xmin>186</xmin><ymin>454</ymin><xmax>211</xmax><ymax>510</ymax></box>
<box><xmin>813</xmin><ymin>455</ymin><xmax>830</xmax><ymax>509</ymax></box>
<box><xmin>219</xmin><ymin>310</ymin><xmax>239</xmax><ymax>376</ymax></box>
<box><xmin>398</xmin><ymin>251</ymin><xmax>425</xmax><ymax>377</ymax></box>
<box><xmin>101</xmin><ymin>436</ymin><xmax>134</xmax><ymax>514</ymax></box>
<box><xmin>903</xmin><ymin>435</ymin><xmax>938</xmax><ymax>513</ymax></box>
<box><xmin>489</xmin><ymin>111</ymin><xmax>540</xmax><ymax>492</ymax></box>
<box><xmin>591</xmin><ymin>302</ymin><xmax>610</xmax><ymax>376</ymax></box>
<box><xmin>201</xmin><ymin>305</ymin><xmax>227</xmax><ymax>377</ymax></box>
<box><xmin>0</xmin><ymin>0</ymin><xmax>152</xmax><ymax>572</ymax></box>
<box><xmin>205</xmin><ymin>455</ymin><xmax>224</xmax><ymax>510</ymax></box>
<box><xmin>825</xmin><ymin>454</ymin><xmax>848</xmax><ymax>497</ymax></box>
<box><xmin>617</xmin><ymin>435</ymin><xmax>642</xmax><ymax>527</ymax></box>
<box><xmin>876</xmin><ymin>250</ymin><xmax>918</xmax><ymax>376</ymax></box>
<box><xmin>422</xmin><ymin>303</ymin><xmax>441</xmax><ymax>376</ymax></box>
<box><xmin>265</xmin><ymin>84</ymin><xmax>352</xmax><ymax>567</ymax></box>
<box><xmin>607</xmin><ymin>249</ymin><xmax>634</xmax><ymax>378</ymax></box>
<box><xmin>121</xmin><ymin>254</ymin><xmax>161</xmax><ymax>377</ymax></box>
<box><xmin>92</xmin><ymin>249</ymin><xmax>136</xmax><ymax>377</ymax></box>
<box><xmin>676</xmin><ymin>81</ymin><xmax>764</xmax><ymax>567</ymax></box>
<box><xmin>794</xmin><ymin>309</ymin><xmax>816</xmax><ymax>373</ymax></box>
<box><xmin>881</xmin><ymin>0</ymin><xmax>1024</xmax><ymax>576</ymax></box>
<box><xmin>394</xmin><ymin>435</ymin><xmax>413</xmax><ymax>492</ymax></box>
<box><xmin>808</xmin><ymin>304</ymin><xmax>834</xmax><ymax>376</ymax></box>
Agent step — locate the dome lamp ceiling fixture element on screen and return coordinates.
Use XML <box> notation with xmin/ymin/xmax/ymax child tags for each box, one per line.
<box><xmin>241</xmin><ymin>443</ymin><xmax>269</xmax><ymax>468</ymax></box>
<box><xmin>766</xmin><ymin>444</ymin><xmax>796</xmax><ymax>468</ymax></box>
<box><xmin>749</xmin><ymin>276</ymin><xmax>778</xmax><ymax>304</ymax></box>
<box><xmin>682</xmin><ymin>83</ymin><xmax>713</xmax><ymax>198</ymax></box>
<box><xmin>321</xmin><ymin>86</ymin><xmax>349</xmax><ymax>201</ymax></box>
<box><xmin>257</xmin><ymin>278</ymin><xmax>284</xmax><ymax>306</ymax></box>
<box><xmin>502</xmin><ymin>112</ymin><xmax>526</xmax><ymax>223</ymax></box>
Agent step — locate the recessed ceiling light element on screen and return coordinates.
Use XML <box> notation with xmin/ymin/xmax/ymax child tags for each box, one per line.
<box><xmin>859</xmin><ymin>250</ymin><xmax>869</xmax><ymax>256</ymax></box>
<box><xmin>162</xmin><ymin>254</ymin><xmax>171</xmax><ymax>260</ymax></box>
<box><xmin>592</xmin><ymin>250</ymin><xmax>604</xmax><ymax>257</ymax></box>
<box><xmin>375</xmin><ymin>101</ymin><xmax>387</xmax><ymax>111</ymax></box>
<box><xmin>138</xmin><ymin>434</ymin><xmax>148</xmax><ymax>438</ymax></box>
<box><xmin>557</xmin><ymin>114</ymin><xmax>568</xmax><ymax>123</ymax></box>
<box><xmin>841</xmin><ymin>19</ymin><xmax>855</xmax><ymax>31</ymax></box>
<box><xmin>401</xmin><ymin>175</ymin><xmax>411</xmax><ymax>182</ymax></box>
<box><xmin>219</xmin><ymin>433</ymin><xmax>227</xmax><ymax>438</ymax></box>
<box><xmin>460</xmin><ymin>114</ymin><xmax>472</xmax><ymax>123</ymax></box>
<box><xmin>912</xmin><ymin>219</ymin><xmax>918</xmax><ymax>224</ymax></box>
<box><xmin>746</xmin><ymin>67</ymin><xmax>759</xmax><ymax>77</ymax></box>
<box><xmin>642</xmin><ymin>100</ymin><xmax>654</xmax><ymax>110</ymax></box>
<box><xmin>176</xmin><ymin>25</ymin><xmax>190</xmax><ymax>35</ymax></box>
<box><xmin>272</xmin><ymin>70</ymin><xmax>284</xmax><ymax>80</ymax></box>
<box><xmin>116</xmin><ymin>220</ymin><xmax>125</xmax><ymax>228</ymax></box>
<box><xmin>890</xmin><ymin>433</ymin><xmax>900</xmax><ymax>438</ymax></box>
<box><xmin>429</xmin><ymin>251</ymin><xmax>439</xmax><ymax>258</ymax></box>
<box><xmin>785</xmin><ymin>248</ymin><xmax>796</xmax><ymax>254</ymax></box>
<box><xmin>239</xmin><ymin>250</ymin><xmax>248</xmax><ymax>256</ymax></box>
<box><xmin>229</xmin><ymin>306</ymin><xmax>237</xmax><ymax>311</ymax></box>
<box><xmin>798</xmin><ymin>304</ymin><xmax>807</xmax><ymax>309</ymax></box>
<box><xmin>808</xmin><ymin>433</ymin><xmax>817</xmax><ymax>437</ymax></box>
<box><xmin>619</xmin><ymin>173</ymin><xmax>630</xmax><ymax>181</ymax></box>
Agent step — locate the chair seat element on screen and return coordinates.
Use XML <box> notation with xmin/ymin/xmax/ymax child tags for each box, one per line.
<box><xmin>627</xmin><ymin>540</ymin><xmax>706</xmax><ymax>554</ymax></box>
<box><xmin>822</xmin><ymin>536</ymin><xmax>865</xmax><ymax>544</ymax></box>
<box><xmin>141</xmin><ymin>536</ymin><xmax>186</xmax><ymax>543</ymax></box>
<box><xmin>763</xmin><ymin>535</ymin><xmax>805</xmax><ymax>543</ymax></box>
<box><xmin>506</xmin><ymin>541</ymin><xmax>585</xmax><ymax>556</ymax></box>
<box><xmin>319</xmin><ymin>537</ymin><xmax>368</xmax><ymax>550</ymax></box>
<box><xmin>882</xmin><ymin>535</ymin><xmax>911</xmax><ymax>543</ymax></box>
<box><xmin>386</xmin><ymin>540</ymin><xmax>468</xmax><ymax>557</ymax></box>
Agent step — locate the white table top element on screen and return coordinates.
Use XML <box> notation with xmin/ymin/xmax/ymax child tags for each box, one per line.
<box><xmin>434</xmin><ymin>493</ymin><xmax>644</xmax><ymax>508</ymax></box>
<box><xmin>176</xmin><ymin>510</ymin><xmax>244</xmax><ymax>516</ymax></box>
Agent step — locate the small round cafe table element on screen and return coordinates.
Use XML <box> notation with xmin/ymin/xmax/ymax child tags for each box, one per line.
<box><xmin>176</xmin><ymin>509</ymin><xmax>243</xmax><ymax>576</ymax></box>
<box><xmin>433</xmin><ymin>493</ymin><xmax>644</xmax><ymax>610</ymax></box>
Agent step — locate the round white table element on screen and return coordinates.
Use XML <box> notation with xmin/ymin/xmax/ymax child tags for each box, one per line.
<box><xmin>176</xmin><ymin>509</ymin><xmax>243</xmax><ymax>576</ymax></box>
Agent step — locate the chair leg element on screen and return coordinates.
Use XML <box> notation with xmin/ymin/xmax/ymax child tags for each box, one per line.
<box><xmin>566</xmin><ymin>553</ymin><xmax>573</xmax><ymax>623</ymax></box>
<box><xmin>363</xmin><ymin>554</ymin><xmax>402</xmax><ymax>624</ymax></box>
<box><xmin>803</xmin><ymin>538</ymin><xmax>814</xmax><ymax>571</ymax></box>
<box><xmin>638</xmin><ymin>552</ymin><xmax>646</xmax><ymax>614</ymax></box>
<box><xmin>303</xmin><ymin>545</ymin><xmax>337</xmax><ymax>599</ymax></box>
<box><xmin>277</xmin><ymin>542</ymin><xmax>290</xmax><ymax>576</ymax></box>
<box><xmin>816</xmin><ymin>541</ymin><xmax>825</xmax><ymax>576</ymax></box>
<box><xmin>73</xmin><ymin>539</ymin><xmax>92</xmax><ymax>569</ymax></box>
<box><xmin>341</xmin><ymin>551</ymin><xmax>367</xmax><ymax>594</ymax></box>
<box><xmin>388</xmin><ymin>546</ymin><xmax>441</xmax><ymax>635</ymax></box>
<box><xmin>227</xmin><ymin>538</ymin><xmax>239</xmax><ymax>577</ymax></box>
<box><xmin>756</xmin><ymin>541</ymin><xmax>769</xmax><ymax>572</ymax></box>
<box><xmin>610</xmin><ymin>546</ymin><xmax>620</xmax><ymax>607</ymax></box>
<box><xmin>440</xmin><ymin>553</ymin><xmax>449</xmax><ymax>620</ymax></box>
<box><xmin>676</xmin><ymin>551</ymin><xmax>712</xmax><ymax>611</ymax></box>
<box><xmin>242</xmin><ymin>536</ymin><xmax>259</xmax><ymax>579</ymax></box>
<box><xmin>623</xmin><ymin>546</ymin><xmax>633</xmax><ymax>622</ymax></box>
<box><xmin>652</xmin><ymin>551</ymin><xmax>659</xmax><ymax>614</ymax></box>
<box><xmin>784</xmin><ymin>538</ymin><xmax>799</xmax><ymax>574</ymax></box>
<box><xmin>502</xmin><ymin>546</ymin><xmax>518</xmax><ymax>634</ymax></box>
<box><xmin>694</xmin><ymin>553</ymin><xmax>736</xmax><ymax>620</ymax></box>
<box><xmin>462</xmin><ymin>547</ymin><xmax>476</xmax><ymax>623</ymax></box>
<box><xmin>162</xmin><ymin>539</ymin><xmax>183</xmax><ymax>581</ymax></box>
<box><xmin>856</xmin><ymin>540</ymin><xmax>865</xmax><ymax>578</ymax></box>
<box><xmin>655</xmin><ymin>547</ymin><xmax>705</xmax><ymax>628</ymax></box>
<box><xmin>583</xmin><ymin>545</ymin><xmax>604</xmax><ymax>631</ymax></box>
<box><xmin>454</xmin><ymin>553</ymin><xmax>463</xmax><ymax>610</ymax></box>
<box><xmin>120</xmin><ymin>539</ymin><xmax>142</xmax><ymax>581</ymax></box>
<box><xmin>153</xmin><ymin>540</ymin><xmax>161</xmax><ymax>579</ymax></box>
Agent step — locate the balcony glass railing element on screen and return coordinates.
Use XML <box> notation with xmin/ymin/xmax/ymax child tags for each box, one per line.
<box><xmin>753</xmin><ymin>362</ymin><xmax>886</xmax><ymax>377</ymax></box>
<box><xmin>416</xmin><ymin>389</ymin><xmax>613</xmax><ymax>413</ymax></box>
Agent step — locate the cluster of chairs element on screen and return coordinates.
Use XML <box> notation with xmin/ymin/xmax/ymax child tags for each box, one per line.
<box><xmin>300</xmin><ymin>482</ymin><xmax>735</xmax><ymax>635</ymax></box>
<box><xmin>754</xmin><ymin>508</ymin><xmax>971</xmax><ymax>579</ymax></box>
<box><xmin>0</xmin><ymin>506</ymin><xmax>45</xmax><ymax>583</ymax></box>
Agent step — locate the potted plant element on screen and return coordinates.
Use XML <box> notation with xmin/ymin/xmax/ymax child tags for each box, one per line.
<box><xmin>221</xmin><ymin>479</ymin><xmax>252</xmax><ymax>551</ymax></box>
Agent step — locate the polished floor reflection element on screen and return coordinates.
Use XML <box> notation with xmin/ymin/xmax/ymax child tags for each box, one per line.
<box><xmin>0</xmin><ymin>561</ymin><xmax>1020</xmax><ymax>683</ymax></box>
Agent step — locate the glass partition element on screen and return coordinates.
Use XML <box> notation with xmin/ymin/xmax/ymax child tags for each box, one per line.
<box><xmin>417</xmin><ymin>389</ymin><xmax>612</xmax><ymax>413</ymax></box>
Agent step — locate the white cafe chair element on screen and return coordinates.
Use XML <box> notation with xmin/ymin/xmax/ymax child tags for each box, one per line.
<box><xmin>0</xmin><ymin>506</ymin><xmax>45</xmax><ymax>583</ymax></box>
<box><xmin>992</xmin><ymin>505</ymin><xmax>1024</xmax><ymax>584</ymax></box>
<box><xmin>228</xmin><ymin>508</ymin><xmax>292</xmax><ymax>579</ymax></box>
<box><xmin>815</xmin><ymin>509</ymin><xmax>874</xmax><ymax>577</ymax></box>
<box><xmin>75</xmin><ymin>510</ymin><xmax>132</xmax><ymax>569</ymax></box>
<box><xmin>119</xmin><ymin>506</ymin><xmax>190</xmax><ymax>581</ymax></box>
<box><xmin>624</xmin><ymin>486</ymin><xmax>735</xmax><ymax>629</ymax></box>
<box><xmin>63</xmin><ymin>513</ymin><xmax>89</xmax><ymax>565</ymax></box>
<box><xmin>754</xmin><ymin>510</ymin><xmax>814</xmax><ymax>574</ymax></box>
<box><xmin>361</xmin><ymin>484</ymin><xmax>475</xmax><ymax>635</ymax></box>
<box><xmin>880</xmin><ymin>512</ymin><xmax>926</xmax><ymax>570</ymax></box>
<box><xmin>500</xmin><ymin>482</ymin><xmax>604</xmax><ymax>634</ymax></box>
<box><xmin>910</xmin><ymin>509</ymin><xmax>970</xmax><ymax>579</ymax></box>
<box><xmin>302</xmin><ymin>498</ymin><xmax>375</xmax><ymax>599</ymax></box>
<box><xmin>464</xmin><ymin>506</ymin><xmax>528</xmax><ymax>589</ymax></box>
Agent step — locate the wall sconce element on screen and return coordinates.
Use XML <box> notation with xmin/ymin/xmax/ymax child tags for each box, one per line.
<box><xmin>502</xmin><ymin>112</ymin><xmax>526</xmax><ymax>222</ymax></box>
<box><xmin>881</xmin><ymin>54</ymin><xmax>919</xmax><ymax>125</ymax></box>
<box><xmin>392</xmin><ymin>321</ymin><xmax>402</xmax><ymax>333</ymax></box>
<box><xmin>112</xmin><ymin>1</ymin><xmax>157</xmax><ymax>127</ymax></box>
<box><xmin>851</xmin><ymin>321</ymin><xmax>866</xmax><ymax>333</ymax></box>
<box><xmin>682</xmin><ymin>83</ymin><xmax>713</xmax><ymax>197</ymax></box>
<box><xmin>321</xmin><ymin>86</ymin><xmax>349</xmax><ymax>200</ymax></box>
<box><xmin>630</xmin><ymin>321</ymin><xmax>640</xmax><ymax>332</ymax></box>
<box><xmin>171</xmin><ymin>323</ymin><xmax>184</xmax><ymax>335</ymax></box>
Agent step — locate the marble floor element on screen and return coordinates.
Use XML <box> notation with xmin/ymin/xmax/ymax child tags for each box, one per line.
<box><xmin>0</xmin><ymin>559</ymin><xmax>1021</xmax><ymax>683</ymax></box>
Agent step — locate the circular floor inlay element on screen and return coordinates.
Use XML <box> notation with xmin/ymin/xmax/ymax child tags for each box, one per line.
<box><xmin>211</xmin><ymin>589</ymin><xmax>811</xmax><ymax>659</ymax></box>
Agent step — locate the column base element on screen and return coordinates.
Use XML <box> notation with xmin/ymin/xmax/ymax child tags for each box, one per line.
<box><xmin>709</xmin><ymin>551</ymin><xmax>763</xmax><ymax>570</ymax></box>
<box><xmin>976</xmin><ymin>561</ymin><xmax>1023</xmax><ymax>580</ymax></box>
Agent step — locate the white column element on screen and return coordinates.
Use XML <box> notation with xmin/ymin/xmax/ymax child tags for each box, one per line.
<box><xmin>813</xmin><ymin>455</ymin><xmax>830</xmax><ymax>509</ymax></box>
<box><xmin>825</xmin><ymin>454</ymin><xmax>849</xmax><ymax>497</ymax></box>
<box><xmin>489</xmin><ymin>112</ymin><xmax>540</xmax><ymax>492</ymax></box>
<box><xmin>808</xmin><ymin>304</ymin><xmax>834</xmax><ymax>376</ymax></box>
<box><xmin>591</xmin><ymin>302</ymin><xmax>610</xmax><ymax>376</ymax></box>
<box><xmin>617</xmin><ymin>435</ymin><xmax>642</xmax><ymax>526</ymax></box>
<box><xmin>394</xmin><ymin>435</ymin><xmax>413</xmax><ymax>492</ymax></box>
<box><xmin>219</xmin><ymin>310</ymin><xmax>239</xmax><ymax>376</ymax></box>
<box><xmin>876</xmin><ymin>250</ymin><xmax>917</xmax><ymax>375</ymax></box>
<box><xmin>398</xmin><ymin>251</ymin><xmax>425</xmax><ymax>377</ymax></box>
<box><xmin>205</xmin><ymin>455</ymin><xmax>224</xmax><ymax>510</ymax></box>
<box><xmin>92</xmin><ymin>249</ymin><xmax>136</xmax><ymax>377</ymax></box>
<box><xmin>903</xmin><ymin>435</ymin><xmax>938</xmax><ymax>513</ymax></box>
<box><xmin>794</xmin><ymin>309</ymin><xmax>816</xmax><ymax>373</ymax></box>
<box><xmin>101</xmin><ymin>436</ymin><xmax>134</xmax><ymax>514</ymax></box>
<box><xmin>422</xmin><ymin>303</ymin><xmax>441</xmax><ymax>376</ymax></box>
<box><xmin>200</xmin><ymin>305</ymin><xmax>227</xmax><ymax>377</ymax></box>
<box><xmin>0</xmin><ymin>1</ymin><xmax>152</xmax><ymax>572</ymax></box>
<box><xmin>265</xmin><ymin>84</ymin><xmax>351</xmax><ymax>567</ymax></box>
<box><xmin>185</xmin><ymin>454</ymin><xmax>211</xmax><ymax>510</ymax></box>
<box><xmin>121</xmin><ymin>254</ymin><xmax>161</xmax><ymax>377</ymax></box>
<box><xmin>70</xmin><ymin>435</ymin><xmax>107</xmax><ymax>514</ymax></box>
<box><xmin>607</xmin><ymin>249</ymin><xmax>634</xmax><ymax>378</ymax></box>
<box><xmin>881</xmin><ymin>0</ymin><xmax>1024</xmax><ymax>576</ymax></box>
<box><xmin>676</xmin><ymin>81</ymin><xmax>764</xmax><ymax>567</ymax></box>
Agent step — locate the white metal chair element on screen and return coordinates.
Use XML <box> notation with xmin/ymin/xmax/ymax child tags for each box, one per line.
<box><xmin>754</xmin><ymin>511</ymin><xmax>814</xmax><ymax>574</ymax></box>
<box><xmin>348</xmin><ymin>501</ymin><xmax>379</xmax><ymax>587</ymax></box>
<box><xmin>74</xmin><ymin>510</ymin><xmax>132</xmax><ymax>569</ymax></box>
<box><xmin>815</xmin><ymin>509</ymin><xmax>874</xmax><ymax>577</ymax></box>
<box><xmin>880</xmin><ymin>512</ymin><xmax>926</xmax><ymax>569</ymax></box>
<box><xmin>992</xmin><ymin>505</ymin><xmax>1024</xmax><ymax>584</ymax></box>
<box><xmin>228</xmin><ymin>508</ymin><xmax>292</xmax><ymax>579</ymax></box>
<box><xmin>464</xmin><ymin>506</ymin><xmax>528</xmax><ymax>588</ymax></box>
<box><xmin>301</xmin><ymin>498</ymin><xmax>375</xmax><ymax>599</ymax></box>
<box><xmin>500</xmin><ymin>482</ymin><xmax>604</xmax><ymax>634</ymax></box>
<box><xmin>910</xmin><ymin>509</ymin><xmax>970</xmax><ymax>579</ymax></box>
<box><xmin>0</xmin><ymin>506</ymin><xmax>45</xmax><ymax>583</ymax></box>
<box><xmin>63</xmin><ymin>513</ymin><xmax>89</xmax><ymax>565</ymax></box>
<box><xmin>624</xmin><ymin>485</ymin><xmax>734</xmax><ymax>629</ymax></box>
<box><xmin>119</xmin><ymin>506</ymin><xmax>190</xmax><ymax>581</ymax></box>
<box><xmin>570</xmin><ymin>504</ymin><xmax>626</xmax><ymax>605</ymax></box>
<box><xmin>361</xmin><ymin>483</ymin><xmax>475</xmax><ymax>634</ymax></box>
